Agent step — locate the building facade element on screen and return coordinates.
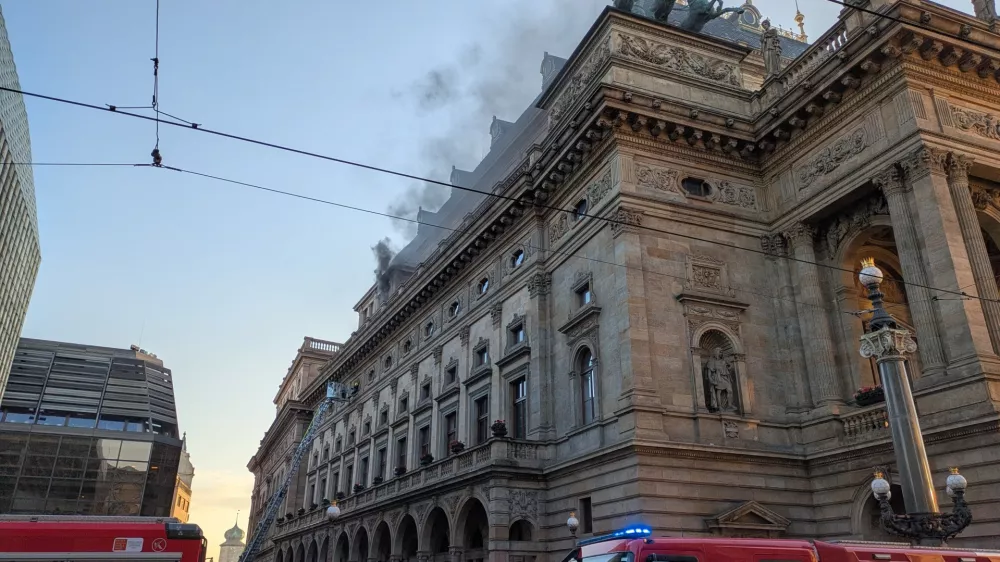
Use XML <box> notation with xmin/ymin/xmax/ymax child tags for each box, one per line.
<box><xmin>249</xmin><ymin>1</ymin><xmax>1000</xmax><ymax>560</ymax></box>
<box><xmin>171</xmin><ymin>433</ymin><xmax>195</xmax><ymax>523</ymax></box>
<box><xmin>0</xmin><ymin>5</ymin><xmax>41</xmax><ymax>404</ymax></box>
<box><xmin>0</xmin><ymin>339</ymin><xmax>184</xmax><ymax>516</ymax></box>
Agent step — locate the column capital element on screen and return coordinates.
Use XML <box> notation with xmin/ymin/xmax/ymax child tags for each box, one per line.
<box><xmin>871</xmin><ymin>164</ymin><xmax>907</xmax><ymax>196</ymax></box>
<box><xmin>783</xmin><ymin>223</ymin><xmax>817</xmax><ymax>248</ymax></box>
<box><xmin>946</xmin><ymin>152</ymin><xmax>975</xmax><ymax>185</ymax></box>
<box><xmin>899</xmin><ymin>146</ymin><xmax>949</xmax><ymax>181</ymax></box>
<box><xmin>760</xmin><ymin>233</ymin><xmax>788</xmax><ymax>257</ymax></box>
<box><xmin>860</xmin><ymin>327</ymin><xmax>918</xmax><ymax>361</ymax></box>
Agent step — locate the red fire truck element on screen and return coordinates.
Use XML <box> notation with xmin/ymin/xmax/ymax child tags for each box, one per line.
<box><xmin>0</xmin><ymin>515</ymin><xmax>207</xmax><ymax>562</ymax></box>
<box><xmin>567</xmin><ymin>526</ymin><xmax>1000</xmax><ymax>562</ymax></box>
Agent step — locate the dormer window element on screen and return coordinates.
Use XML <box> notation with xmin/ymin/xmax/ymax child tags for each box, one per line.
<box><xmin>449</xmin><ymin>301</ymin><xmax>461</xmax><ymax>318</ymax></box>
<box><xmin>682</xmin><ymin>177</ymin><xmax>712</xmax><ymax>197</ymax></box>
<box><xmin>511</xmin><ymin>250</ymin><xmax>525</xmax><ymax>269</ymax></box>
<box><xmin>425</xmin><ymin>321</ymin><xmax>436</xmax><ymax>337</ymax></box>
<box><xmin>478</xmin><ymin>278</ymin><xmax>490</xmax><ymax>295</ymax></box>
<box><xmin>574</xmin><ymin>199</ymin><xmax>588</xmax><ymax>221</ymax></box>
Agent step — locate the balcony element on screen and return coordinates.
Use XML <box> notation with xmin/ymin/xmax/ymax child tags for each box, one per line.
<box><xmin>840</xmin><ymin>403</ymin><xmax>889</xmax><ymax>442</ymax></box>
<box><xmin>273</xmin><ymin>439</ymin><xmax>544</xmax><ymax>536</ymax></box>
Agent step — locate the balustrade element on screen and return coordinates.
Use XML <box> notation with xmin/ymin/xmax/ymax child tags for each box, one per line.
<box><xmin>841</xmin><ymin>404</ymin><xmax>890</xmax><ymax>440</ymax></box>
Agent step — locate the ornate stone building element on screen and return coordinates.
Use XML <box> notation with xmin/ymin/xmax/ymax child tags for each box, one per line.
<box><xmin>248</xmin><ymin>1</ymin><xmax>1000</xmax><ymax>561</ymax></box>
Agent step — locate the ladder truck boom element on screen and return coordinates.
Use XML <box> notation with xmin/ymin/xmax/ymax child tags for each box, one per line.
<box><xmin>241</xmin><ymin>382</ymin><xmax>348</xmax><ymax>562</ymax></box>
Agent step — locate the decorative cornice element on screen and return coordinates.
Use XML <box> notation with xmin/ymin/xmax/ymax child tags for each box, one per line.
<box><xmin>616</xmin><ymin>32</ymin><xmax>742</xmax><ymax>87</ymax></box>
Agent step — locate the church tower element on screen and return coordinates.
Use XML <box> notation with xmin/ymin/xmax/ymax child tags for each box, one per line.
<box><xmin>219</xmin><ymin>514</ymin><xmax>245</xmax><ymax>562</ymax></box>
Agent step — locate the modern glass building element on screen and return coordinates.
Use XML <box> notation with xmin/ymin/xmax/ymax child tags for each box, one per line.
<box><xmin>0</xmin><ymin>4</ymin><xmax>42</xmax><ymax>404</ymax></box>
<box><xmin>0</xmin><ymin>339</ymin><xmax>183</xmax><ymax>516</ymax></box>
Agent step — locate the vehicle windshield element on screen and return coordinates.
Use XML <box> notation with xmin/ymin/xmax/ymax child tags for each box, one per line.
<box><xmin>583</xmin><ymin>553</ymin><xmax>632</xmax><ymax>562</ymax></box>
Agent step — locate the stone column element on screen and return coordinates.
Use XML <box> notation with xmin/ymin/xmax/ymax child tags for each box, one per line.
<box><xmin>783</xmin><ymin>223</ymin><xmax>843</xmax><ymax>405</ymax></box>
<box><xmin>762</xmin><ymin>234</ymin><xmax>811</xmax><ymax>409</ymax></box>
<box><xmin>871</xmin><ymin>165</ymin><xmax>947</xmax><ymax>372</ymax></box>
<box><xmin>900</xmin><ymin>146</ymin><xmax>994</xmax><ymax>365</ymax></box>
<box><xmin>946</xmin><ymin>152</ymin><xmax>1000</xmax><ymax>354</ymax></box>
<box><xmin>527</xmin><ymin>272</ymin><xmax>555</xmax><ymax>439</ymax></box>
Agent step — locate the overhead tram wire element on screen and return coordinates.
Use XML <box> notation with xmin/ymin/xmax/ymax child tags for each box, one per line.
<box><xmin>824</xmin><ymin>0</ymin><xmax>998</xmax><ymax>52</ymax></box>
<box><xmin>3</xmin><ymin>85</ymin><xmax>992</xmax><ymax>305</ymax></box>
<box><xmin>11</xmin><ymin>159</ymin><xmax>846</xmax><ymax>317</ymax></box>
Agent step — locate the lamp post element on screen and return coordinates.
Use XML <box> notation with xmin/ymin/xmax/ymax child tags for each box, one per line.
<box><xmin>858</xmin><ymin>258</ymin><xmax>972</xmax><ymax>545</ymax></box>
<box><xmin>567</xmin><ymin>511</ymin><xmax>579</xmax><ymax>543</ymax></box>
<box><xmin>325</xmin><ymin>501</ymin><xmax>341</xmax><ymax>521</ymax></box>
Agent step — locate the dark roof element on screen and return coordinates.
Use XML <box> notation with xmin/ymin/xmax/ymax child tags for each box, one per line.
<box><xmin>632</xmin><ymin>0</ymin><xmax>809</xmax><ymax>58</ymax></box>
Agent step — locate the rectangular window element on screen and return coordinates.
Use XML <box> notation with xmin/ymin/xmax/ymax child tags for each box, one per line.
<box><xmin>420</xmin><ymin>383</ymin><xmax>431</xmax><ymax>400</ymax></box>
<box><xmin>345</xmin><ymin>466</ymin><xmax>353</xmax><ymax>491</ymax></box>
<box><xmin>319</xmin><ymin>478</ymin><xmax>327</xmax><ymax>501</ymax></box>
<box><xmin>577</xmin><ymin>283</ymin><xmax>593</xmax><ymax>306</ymax></box>
<box><xmin>377</xmin><ymin>447</ymin><xmax>387</xmax><ymax>480</ymax></box>
<box><xmin>332</xmin><ymin>471</ymin><xmax>340</xmax><ymax>494</ymax></box>
<box><xmin>359</xmin><ymin>457</ymin><xmax>369</xmax><ymax>486</ymax></box>
<box><xmin>399</xmin><ymin>395</ymin><xmax>409</xmax><ymax>413</ymax></box>
<box><xmin>322</xmin><ymin>446</ymin><xmax>329</xmax><ymax>462</ymax></box>
<box><xmin>580</xmin><ymin>497</ymin><xmax>593</xmax><ymax>534</ymax></box>
<box><xmin>445</xmin><ymin>412</ymin><xmax>457</xmax><ymax>453</ymax></box>
<box><xmin>308</xmin><ymin>484</ymin><xmax>315</xmax><ymax>505</ymax></box>
<box><xmin>512</xmin><ymin>377</ymin><xmax>527</xmax><ymax>439</ymax></box>
<box><xmin>380</xmin><ymin>409</ymin><xmax>389</xmax><ymax>425</ymax></box>
<box><xmin>419</xmin><ymin>426</ymin><xmax>431</xmax><ymax>456</ymax></box>
<box><xmin>476</xmin><ymin>348</ymin><xmax>489</xmax><ymax>367</ymax></box>
<box><xmin>446</xmin><ymin>365</ymin><xmax>457</xmax><ymax>384</ymax></box>
<box><xmin>335</xmin><ymin>437</ymin><xmax>342</xmax><ymax>452</ymax></box>
<box><xmin>582</xmin><ymin>369</ymin><xmax>596</xmax><ymax>425</ymax></box>
<box><xmin>364</xmin><ymin>421</ymin><xmax>371</xmax><ymax>435</ymax></box>
<box><xmin>396</xmin><ymin>437</ymin><xmax>407</xmax><ymax>469</ymax></box>
<box><xmin>510</xmin><ymin>324</ymin><xmax>525</xmax><ymax>346</ymax></box>
<box><xmin>475</xmin><ymin>396</ymin><xmax>489</xmax><ymax>445</ymax></box>
<box><xmin>348</xmin><ymin>430</ymin><xmax>356</xmax><ymax>445</ymax></box>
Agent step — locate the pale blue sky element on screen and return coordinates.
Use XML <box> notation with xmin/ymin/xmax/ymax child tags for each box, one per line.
<box><xmin>5</xmin><ymin>0</ymin><xmax>971</xmax><ymax>557</ymax></box>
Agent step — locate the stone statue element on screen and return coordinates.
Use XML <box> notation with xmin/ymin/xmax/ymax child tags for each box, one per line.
<box><xmin>681</xmin><ymin>0</ymin><xmax>745</xmax><ymax>33</ymax></box>
<box><xmin>703</xmin><ymin>347</ymin><xmax>738</xmax><ymax>413</ymax></box>
<box><xmin>613</xmin><ymin>0</ymin><xmax>635</xmax><ymax>11</ymax></box>
<box><xmin>653</xmin><ymin>0</ymin><xmax>677</xmax><ymax>22</ymax></box>
<box><xmin>760</xmin><ymin>19</ymin><xmax>782</xmax><ymax>77</ymax></box>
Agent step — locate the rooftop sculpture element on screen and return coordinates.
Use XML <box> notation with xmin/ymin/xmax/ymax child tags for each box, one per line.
<box><xmin>613</xmin><ymin>0</ymin><xmax>745</xmax><ymax>33</ymax></box>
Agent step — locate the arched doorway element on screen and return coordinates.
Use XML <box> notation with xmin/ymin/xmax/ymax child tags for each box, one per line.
<box><xmin>456</xmin><ymin>498</ymin><xmax>489</xmax><ymax>562</ymax></box>
<box><xmin>372</xmin><ymin>521</ymin><xmax>392</xmax><ymax>562</ymax></box>
<box><xmin>395</xmin><ymin>514</ymin><xmax>419</xmax><ymax>562</ymax></box>
<box><xmin>308</xmin><ymin>539</ymin><xmax>319</xmax><ymax>562</ymax></box>
<box><xmin>421</xmin><ymin>507</ymin><xmax>450</xmax><ymax>562</ymax></box>
<box><xmin>295</xmin><ymin>543</ymin><xmax>306</xmax><ymax>562</ymax></box>
<box><xmin>320</xmin><ymin>537</ymin><xmax>329</xmax><ymax>562</ymax></box>
<box><xmin>509</xmin><ymin>520</ymin><xmax>532</xmax><ymax>542</ymax></box>
<box><xmin>860</xmin><ymin>484</ymin><xmax>906</xmax><ymax>542</ymax></box>
<box><xmin>333</xmin><ymin>532</ymin><xmax>350</xmax><ymax>562</ymax></box>
<box><xmin>352</xmin><ymin>527</ymin><xmax>370</xmax><ymax>562</ymax></box>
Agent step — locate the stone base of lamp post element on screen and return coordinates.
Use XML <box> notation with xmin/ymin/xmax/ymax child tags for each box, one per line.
<box><xmin>874</xmin><ymin>489</ymin><xmax>972</xmax><ymax>545</ymax></box>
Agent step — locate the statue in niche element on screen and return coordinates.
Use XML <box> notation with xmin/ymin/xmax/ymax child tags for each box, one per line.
<box><xmin>681</xmin><ymin>0</ymin><xmax>745</xmax><ymax>33</ymax></box>
<box><xmin>760</xmin><ymin>19</ymin><xmax>782</xmax><ymax>77</ymax></box>
<box><xmin>703</xmin><ymin>347</ymin><xmax>738</xmax><ymax>413</ymax></box>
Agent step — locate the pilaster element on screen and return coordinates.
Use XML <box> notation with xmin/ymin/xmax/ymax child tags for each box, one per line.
<box><xmin>761</xmin><ymin>234</ymin><xmax>810</xmax><ymax>411</ymax></box>
<box><xmin>527</xmin><ymin>272</ymin><xmax>556</xmax><ymax>439</ymax></box>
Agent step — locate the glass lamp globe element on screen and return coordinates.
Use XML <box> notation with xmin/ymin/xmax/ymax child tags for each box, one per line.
<box><xmin>871</xmin><ymin>472</ymin><xmax>891</xmax><ymax>498</ymax></box>
<box><xmin>859</xmin><ymin>258</ymin><xmax>884</xmax><ymax>289</ymax></box>
<box><xmin>567</xmin><ymin>511</ymin><xmax>580</xmax><ymax>533</ymax></box>
<box><xmin>326</xmin><ymin>504</ymin><xmax>341</xmax><ymax>520</ymax></box>
<box><xmin>946</xmin><ymin>467</ymin><xmax>968</xmax><ymax>492</ymax></box>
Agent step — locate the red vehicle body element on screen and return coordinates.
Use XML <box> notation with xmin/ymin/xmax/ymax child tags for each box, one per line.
<box><xmin>573</xmin><ymin>531</ymin><xmax>1000</xmax><ymax>562</ymax></box>
<box><xmin>0</xmin><ymin>515</ymin><xmax>207</xmax><ymax>562</ymax></box>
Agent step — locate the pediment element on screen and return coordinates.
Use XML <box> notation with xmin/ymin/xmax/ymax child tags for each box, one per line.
<box><xmin>706</xmin><ymin>501</ymin><xmax>789</xmax><ymax>536</ymax></box>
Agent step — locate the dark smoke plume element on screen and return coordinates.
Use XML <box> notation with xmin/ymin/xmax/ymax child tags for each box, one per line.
<box><xmin>372</xmin><ymin>238</ymin><xmax>396</xmax><ymax>301</ymax></box>
<box><xmin>386</xmin><ymin>0</ymin><xmax>608</xmax><ymax>239</ymax></box>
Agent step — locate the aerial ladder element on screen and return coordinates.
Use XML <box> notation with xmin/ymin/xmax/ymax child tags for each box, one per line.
<box><xmin>240</xmin><ymin>381</ymin><xmax>353</xmax><ymax>562</ymax></box>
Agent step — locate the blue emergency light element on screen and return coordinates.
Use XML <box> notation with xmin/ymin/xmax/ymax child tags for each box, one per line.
<box><xmin>577</xmin><ymin>525</ymin><xmax>652</xmax><ymax>546</ymax></box>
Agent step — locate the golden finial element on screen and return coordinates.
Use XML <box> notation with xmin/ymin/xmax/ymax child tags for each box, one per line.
<box><xmin>950</xmin><ymin>467</ymin><xmax>960</xmax><ymax>474</ymax></box>
<box><xmin>794</xmin><ymin>0</ymin><xmax>807</xmax><ymax>42</ymax></box>
<box><xmin>861</xmin><ymin>257</ymin><xmax>876</xmax><ymax>269</ymax></box>
<box><xmin>873</xmin><ymin>470</ymin><xmax>885</xmax><ymax>479</ymax></box>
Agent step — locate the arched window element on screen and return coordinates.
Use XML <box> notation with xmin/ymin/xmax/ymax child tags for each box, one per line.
<box><xmin>478</xmin><ymin>278</ymin><xmax>490</xmax><ymax>295</ymax></box>
<box><xmin>574</xmin><ymin>199</ymin><xmax>588</xmax><ymax>221</ymax></box>
<box><xmin>578</xmin><ymin>348</ymin><xmax>596</xmax><ymax>425</ymax></box>
<box><xmin>509</xmin><ymin>519</ymin><xmax>533</xmax><ymax>541</ymax></box>
<box><xmin>403</xmin><ymin>340</ymin><xmax>412</xmax><ymax>354</ymax></box>
<box><xmin>384</xmin><ymin>356</ymin><xmax>393</xmax><ymax>370</ymax></box>
<box><xmin>682</xmin><ymin>177</ymin><xmax>712</xmax><ymax>197</ymax></box>
<box><xmin>425</xmin><ymin>321</ymin><xmax>435</xmax><ymax>337</ymax></box>
<box><xmin>511</xmin><ymin>250</ymin><xmax>525</xmax><ymax>269</ymax></box>
<box><xmin>449</xmin><ymin>301</ymin><xmax>461</xmax><ymax>318</ymax></box>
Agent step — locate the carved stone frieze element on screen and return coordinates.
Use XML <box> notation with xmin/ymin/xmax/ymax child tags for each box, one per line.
<box><xmin>711</xmin><ymin>180</ymin><xmax>757</xmax><ymax>210</ymax></box>
<box><xmin>635</xmin><ymin>163</ymin><xmax>682</xmax><ymax>195</ymax></box>
<box><xmin>971</xmin><ymin>184</ymin><xmax>1000</xmax><ymax>210</ymax></box>
<box><xmin>783</xmin><ymin>223</ymin><xmax>817</xmax><ymax>249</ymax></box>
<box><xmin>432</xmin><ymin>346</ymin><xmax>443</xmax><ymax>366</ymax></box>
<box><xmin>550</xmin><ymin>39</ymin><xmax>612</xmax><ymax>124</ymax></box>
<box><xmin>951</xmin><ymin>105</ymin><xmax>1000</xmax><ymax>140</ymax></box>
<box><xmin>684</xmin><ymin>254</ymin><xmax>734</xmax><ymax>297</ymax></box>
<box><xmin>549</xmin><ymin>213</ymin><xmax>571</xmax><ymax>244</ymax></box>
<box><xmin>490</xmin><ymin>301</ymin><xmax>503</xmax><ymax>328</ymax></box>
<box><xmin>899</xmin><ymin>146</ymin><xmax>949</xmax><ymax>180</ymax></box>
<box><xmin>460</xmin><ymin>326</ymin><xmax>471</xmax><ymax>347</ymax></box>
<box><xmin>819</xmin><ymin>194</ymin><xmax>889</xmax><ymax>258</ymax></box>
<box><xmin>588</xmin><ymin>169</ymin><xmax>614</xmax><ymax>207</ymax></box>
<box><xmin>796</xmin><ymin>126</ymin><xmax>869</xmax><ymax>189</ymax></box>
<box><xmin>759</xmin><ymin>234</ymin><xmax>787</xmax><ymax>257</ymax></box>
<box><xmin>443</xmin><ymin>493</ymin><xmax>461</xmax><ymax>519</ymax></box>
<box><xmin>528</xmin><ymin>273</ymin><xmax>552</xmax><ymax>298</ymax></box>
<box><xmin>611</xmin><ymin>206</ymin><xmax>644</xmax><ymax>238</ymax></box>
<box><xmin>617</xmin><ymin>33</ymin><xmax>741</xmax><ymax>87</ymax></box>
<box><xmin>723</xmin><ymin>420</ymin><xmax>739</xmax><ymax>439</ymax></box>
<box><xmin>508</xmin><ymin>489</ymin><xmax>539</xmax><ymax>521</ymax></box>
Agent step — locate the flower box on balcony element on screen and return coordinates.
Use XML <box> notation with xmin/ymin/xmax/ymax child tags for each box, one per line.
<box><xmin>394</xmin><ymin>466</ymin><xmax>407</xmax><ymax>476</ymax></box>
<box><xmin>373</xmin><ymin>476</ymin><xmax>384</xmax><ymax>484</ymax></box>
<box><xmin>450</xmin><ymin>440</ymin><xmax>466</xmax><ymax>454</ymax></box>
<box><xmin>854</xmin><ymin>386</ymin><xmax>886</xmax><ymax>407</ymax></box>
<box><xmin>491</xmin><ymin>420</ymin><xmax>507</xmax><ymax>437</ymax></box>
<box><xmin>353</xmin><ymin>484</ymin><xmax>365</xmax><ymax>493</ymax></box>
<box><xmin>420</xmin><ymin>453</ymin><xmax>434</xmax><ymax>466</ymax></box>
<box><xmin>335</xmin><ymin>492</ymin><xmax>346</xmax><ymax>500</ymax></box>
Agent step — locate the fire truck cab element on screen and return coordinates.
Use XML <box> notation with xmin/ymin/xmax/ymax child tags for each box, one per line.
<box><xmin>0</xmin><ymin>515</ymin><xmax>207</xmax><ymax>562</ymax></box>
<box><xmin>567</xmin><ymin>526</ymin><xmax>1000</xmax><ymax>562</ymax></box>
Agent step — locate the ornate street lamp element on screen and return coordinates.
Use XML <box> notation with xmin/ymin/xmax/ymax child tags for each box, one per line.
<box><xmin>567</xmin><ymin>511</ymin><xmax>580</xmax><ymax>541</ymax></box>
<box><xmin>325</xmin><ymin>501</ymin><xmax>341</xmax><ymax>521</ymax></box>
<box><xmin>859</xmin><ymin>258</ymin><xmax>972</xmax><ymax>545</ymax></box>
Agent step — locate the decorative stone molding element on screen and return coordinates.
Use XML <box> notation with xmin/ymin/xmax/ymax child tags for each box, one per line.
<box><xmin>679</xmin><ymin>293</ymin><xmax>747</xmax><ymax>336</ymax></box>
<box><xmin>783</xmin><ymin>223</ymin><xmax>816</xmax><ymax>249</ymax></box>
<box><xmin>711</xmin><ymin>180</ymin><xmax>758</xmax><ymax>210</ymax></box>
<box><xmin>952</xmin><ymin>104</ymin><xmax>1000</xmax><ymax>140</ymax></box>
<box><xmin>528</xmin><ymin>273</ymin><xmax>552</xmax><ymax>298</ymax></box>
<box><xmin>796</xmin><ymin>126</ymin><xmax>869</xmax><ymax>189</ymax></box>
<box><xmin>432</xmin><ymin>346</ymin><xmax>443</xmax><ymax>366</ymax></box>
<box><xmin>899</xmin><ymin>146</ymin><xmax>949</xmax><ymax>180</ymax></box>
<box><xmin>723</xmin><ymin>421</ymin><xmax>739</xmax><ymax>439</ymax></box>
<box><xmin>947</xmin><ymin>152</ymin><xmax>975</xmax><ymax>184</ymax></box>
<box><xmin>506</xmin><ymin>313</ymin><xmax>525</xmax><ymax>332</ymax></box>
<box><xmin>409</xmin><ymin>363</ymin><xmax>419</xmax><ymax>384</ymax></box>
<box><xmin>706</xmin><ymin>500</ymin><xmax>790</xmax><ymax>538</ymax></box>
<box><xmin>871</xmin><ymin>165</ymin><xmax>906</xmax><ymax>197</ymax></box>
<box><xmin>819</xmin><ymin>194</ymin><xmax>888</xmax><ymax>258</ymax></box>
<box><xmin>611</xmin><ymin>206</ymin><xmax>643</xmax><ymax>238</ymax></box>
<box><xmin>548</xmin><ymin>213</ymin><xmax>572</xmax><ymax>244</ymax></box>
<box><xmin>490</xmin><ymin>301</ymin><xmax>503</xmax><ymax>328</ymax></box>
<box><xmin>460</xmin><ymin>325</ymin><xmax>471</xmax><ymax>347</ymax></box>
<box><xmin>616</xmin><ymin>33</ymin><xmax>741</xmax><ymax>87</ymax></box>
<box><xmin>549</xmin><ymin>37</ymin><xmax>612</xmax><ymax>124</ymax></box>
<box><xmin>508</xmin><ymin>489</ymin><xmax>539</xmax><ymax>521</ymax></box>
<box><xmin>572</xmin><ymin>271</ymin><xmax>594</xmax><ymax>295</ymax></box>
<box><xmin>558</xmin><ymin>305</ymin><xmax>601</xmax><ymax>344</ymax></box>
<box><xmin>684</xmin><ymin>254</ymin><xmax>734</xmax><ymax>297</ymax></box>
<box><xmin>587</xmin><ymin>169</ymin><xmax>614</xmax><ymax>207</ymax></box>
<box><xmin>860</xmin><ymin>328</ymin><xmax>918</xmax><ymax>360</ymax></box>
<box><xmin>634</xmin><ymin>162</ymin><xmax>683</xmax><ymax>195</ymax></box>
<box><xmin>759</xmin><ymin>234</ymin><xmax>787</xmax><ymax>257</ymax></box>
